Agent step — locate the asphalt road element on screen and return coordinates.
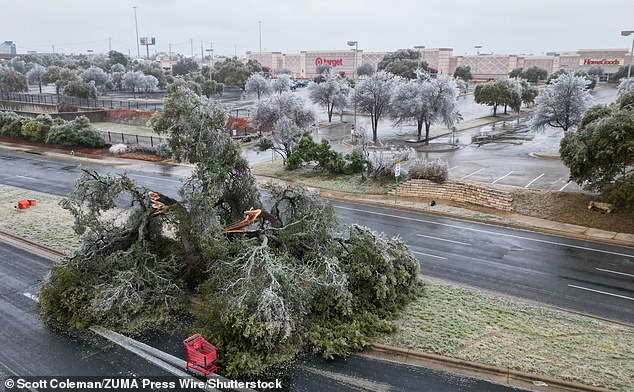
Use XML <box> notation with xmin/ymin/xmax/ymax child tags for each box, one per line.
<box><xmin>1</xmin><ymin>148</ymin><xmax>633</xmax><ymax>323</ymax></box>
<box><xmin>0</xmin><ymin>240</ymin><xmax>525</xmax><ymax>391</ymax></box>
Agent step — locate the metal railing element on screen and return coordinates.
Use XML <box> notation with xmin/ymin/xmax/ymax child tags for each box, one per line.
<box><xmin>4</xmin><ymin>93</ymin><xmax>163</xmax><ymax>112</ymax></box>
<box><xmin>100</xmin><ymin>131</ymin><xmax>165</xmax><ymax>147</ymax></box>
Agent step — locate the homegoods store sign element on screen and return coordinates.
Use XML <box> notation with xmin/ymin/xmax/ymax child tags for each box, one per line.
<box><xmin>580</xmin><ymin>58</ymin><xmax>622</xmax><ymax>65</ymax></box>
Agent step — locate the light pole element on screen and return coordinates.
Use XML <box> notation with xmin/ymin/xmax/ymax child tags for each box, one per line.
<box><xmin>622</xmin><ymin>30</ymin><xmax>634</xmax><ymax>80</ymax></box>
<box><xmin>347</xmin><ymin>40</ymin><xmax>358</xmax><ymax>143</ymax></box>
<box><xmin>258</xmin><ymin>21</ymin><xmax>262</xmax><ymax>52</ymax></box>
<box><xmin>474</xmin><ymin>45</ymin><xmax>482</xmax><ymax>80</ymax></box>
<box><xmin>414</xmin><ymin>45</ymin><xmax>425</xmax><ymax>71</ymax></box>
<box><xmin>206</xmin><ymin>48</ymin><xmax>213</xmax><ymax>79</ymax></box>
<box><xmin>133</xmin><ymin>6</ymin><xmax>140</xmax><ymax>58</ymax></box>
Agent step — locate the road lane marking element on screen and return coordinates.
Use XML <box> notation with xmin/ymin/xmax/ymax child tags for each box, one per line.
<box><xmin>22</xmin><ymin>292</ymin><xmax>39</xmax><ymax>302</ymax></box>
<box><xmin>559</xmin><ymin>181</ymin><xmax>572</xmax><ymax>191</ymax></box>
<box><xmin>492</xmin><ymin>171</ymin><xmax>513</xmax><ymax>184</ymax></box>
<box><xmin>596</xmin><ymin>268</ymin><xmax>634</xmax><ymax>278</ymax></box>
<box><xmin>411</xmin><ymin>250</ymin><xmax>447</xmax><ymax>260</ymax></box>
<box><xmin>460</xmin><ymin>168</ymin><xmax>484</xmax><ymax>180</ymax></box>
<box><xmin>131</xmin><ymin>174</ymin><xmax>181</xmax><ymax>183</ymax></box>
<box><xmin>567</xmin><ymin>284</ymin><xmax>634</xmax><ymax>301</ymax></box>
<box><xmin>334</xmin><ymin>205</ymin><xmax>634</xmax><ymax>258</ymax></box>
<box><xmin>525</xmin><ymin>173</ymin><xmax>545</xmax><ymax>188</ymax></box>
<box><xmin>15</xmin><ymin>175</ymin><xmax>37</xmax><ymax>180</ymax></box>
<box><xmin>416</xmin><ymin>234</ymin><xmax>470</xmax><ymax>246</ymax></box>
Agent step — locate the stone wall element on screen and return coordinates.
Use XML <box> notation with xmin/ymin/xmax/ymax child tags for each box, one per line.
<box><xmin>0</xmin><ymin>101</ymin><xmax>106</xmax><ymax>122</ymax></box>
<box><xmin>390</xmin><ymin>179</ymin><xmax>514</xmax><ymax>211</ymax></box>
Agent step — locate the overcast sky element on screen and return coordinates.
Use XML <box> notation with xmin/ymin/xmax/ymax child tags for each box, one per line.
<box><xmin>3</xmin><ymin>0</ymin><xmax>633</xmax><ymax>57</ymax></box>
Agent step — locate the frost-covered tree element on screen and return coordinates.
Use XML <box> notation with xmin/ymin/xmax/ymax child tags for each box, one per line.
<box><xmin>532</xmin><ymin>71</ymin><xmax>592</xmax><ymax>132</ymax></box>
<box><xmin>390</xmin><ymin>76</ymin><xmax>461</xmax><ymax>143</ymax></box>
<box><xmin>26</xmin><ymin>64</ymin><xmax>46</xmax><ymax>93</ymax></box>
<box><xmin>253</xmin><ymin>91</ymin><xmax>316</xmax><ymax>159</ymax></box>
<box><xmin>63</xmin><ymin>79</ymin><xmax>97</xmax><ymax>99</ymax></box>
<box><xmin>245</xmin><ymin>73</ymin><xmax>271</xmax><ymax>99</ymax></box>
<box><xmin>142</xmin><ymin>75</ymin><xmax>159</xmax><ymax>92</ymax></box>
<box><xmin>474</xmin><ymin>79</ymin><xmax>516</xmax><ymax>117</ymax></box>
<box><xmin>352</xmin><ymin>70</ymin><xmax>399</xmax><ymax>143</ymax></box>
<box><xmin>357</xmin><ymin>62</ymin><xmax>374</xmax><ymax>77</ymax></box>
<box><xmin>308</xmin><ymin>75</ymin><xmax>351</xmax><ymax>122</ymax></box>
<box><xmin>560</xmin><ymin>90</ymin><xmax>634</xmax><ymax>207</ymax></box>
<box><xmin>315</xmin><ymin>63</ymin><xmax>332</xmax><ymax>76</ymax></box>
<box><xmin>0</xmin><ymin>66</ymin><xmax>28</xmax><ymax>98</ymax></box>
<box><xmin>122</xmin><ymin>70</ymin><xmax>146</xmax><ymax>97</ymax></box>
<box><xmin>43</xmin><ymin>66</ymin><xmax>78</xmax><ymax>95</ymax></box>
<box><xmin>521</xmin><ymin>66</ymin><xmax>548</xmax><ymax>83</ymax></box>
<box><xmin>171</xmin><ymin>57</ymin><xmax>199</xmax><ymax>76</ymax></box>
<box><xmin>271</xmin><ymin>74</ymin><xmax>291</xmax><ymax>94</ymax></box>
<box><xmin>81</xmin><ymin>66</ymin><xmax>111</xmax><ymax>89</ymax></box>
<box><xmin>377</xmin><ymin>49</ymin><xmax>426</xmax><ymax>79</ymax></box>
<box><xmin>617</xmin><ymin>78</ymin><xmax>634</xmax><ymax>94</ymax></box>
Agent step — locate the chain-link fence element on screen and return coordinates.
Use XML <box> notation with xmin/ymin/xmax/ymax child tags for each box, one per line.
<box><xmin>100</xmin><ymin>131</ymin><xmax>166</xmax><ymax>147</ymax></box>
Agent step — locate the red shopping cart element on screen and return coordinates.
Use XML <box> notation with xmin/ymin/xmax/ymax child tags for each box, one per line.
<box><xmin>183</xmin><ymin>334</ymin><xmax>217</xmax><ymax>375</ymax></box>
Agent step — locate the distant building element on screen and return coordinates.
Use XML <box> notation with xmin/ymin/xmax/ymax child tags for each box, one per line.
<box><xmin>0</xmin><ymin>41</ymin><xmax>17</xmax><ymax>55</ymax></box>
<box><xmin>248</xmin><ymin>47</ymin><xmax>632</xmax><ymax>81</ymax></box>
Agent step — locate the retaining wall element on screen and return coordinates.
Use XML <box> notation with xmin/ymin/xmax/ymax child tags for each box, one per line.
<box><xmin>390</xmin><ymin>179</ymin><xmax>514</xmax><ymax>211</ymax></box>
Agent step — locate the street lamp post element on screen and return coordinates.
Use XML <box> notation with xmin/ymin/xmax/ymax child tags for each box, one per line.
<box><xmin>622</xmin><ymin>30</ymin><xmax>634</xmax><ymax>80</ymax></box>
<box><xmin>133</xmin><ymin>6</ymin><xmax>140</xmax><ymax>58</ymax></box>
<box><xmin>474</xmin><ymin>45</ymin><xmax>482</xmax><ymax>80</ymax></box>
<box><xmin>414</xmin><ymin>45</ymin><xmax>425</xmax><ymax>71</ymax></box>
<box><xmin>347</xmin><ymin>40</ymin><xmax>358</xmax><ymax>143</ymax></box>
<box><xmin>258</xmin><ymin>21</ymin><xmax>262</xmax><ymax>52</ymax></box>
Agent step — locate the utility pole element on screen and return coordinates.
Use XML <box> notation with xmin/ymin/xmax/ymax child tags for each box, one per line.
<box><xmin>190</xmin><ymin>38</ymin><xmax>194</xmax><ymax>57</ymax></box>
<box><xmin>169</xmin><ymin>44</ymin><xmax>172</xmax><ymax>54</ymax></box>
<box><xmin>108</xmin><ymin>37</ymin><xmax>112</xmax><ymax>52</ymax></box>
<box><xmin>51</xmin><ymin>44</ymin><xmax>54</xmax><ymax>53</ymax></box>
<box><xmin>234</xmin><ymin>44</ymin><xmax>237</xmax><ymax>57</ymax></box>
<box><xmin>133</xmin><ymin>6</ymin><xmax>140</xmax><ymax>58</ymax></box>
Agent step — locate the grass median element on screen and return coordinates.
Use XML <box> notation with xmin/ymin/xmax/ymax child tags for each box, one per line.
<box><xmin>380</xmin><ymin>280</ymin><xmax>633</xmax><ymax>391</ymax></box>
<box><xmin>1</xmin><ymin>183</ymin><xmax>631</xmax><ymax>390</ymax></box>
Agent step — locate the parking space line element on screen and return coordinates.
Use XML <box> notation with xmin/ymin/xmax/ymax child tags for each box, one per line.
<box><xmin>492</xmin><ymin>171</ymin><xmax>513</xmax><ymax>184</ymax></box>
<box><xmin>449</xmin><ymin>166</ymin><xmax>459</xmax><ymax>171</ymax></box>
<box><xmin>559</xmin><ymin>181</ymin><xmax>571</xmax><ymax>191</ymax></box>
<box><xmin>460</xmin><ymin>168</ymin><xmax>484</xmax><ymax>180</ymax></box>
<box><xmin>411</xmin><ymin>250</ymin><xmax>448</xmax><ymax>260</ymax></box>
<box><xmin>596</xmin><ymin>268</ymin><xmax>634</xmax><ymax>278</ymax></box>
<box><xmin>568</xmin><ymin>284</ymin><xmax>634</xmax><ymax>301</ymax></box>
<box><xmin>417</xmin><ymin>234</ymin><xmax>470</xmax><ymax>246</ymax></box>
<box><xmin>524</xmin><ymin>173</ymin><xmax>545</xmax><ymax>188</ymax></box>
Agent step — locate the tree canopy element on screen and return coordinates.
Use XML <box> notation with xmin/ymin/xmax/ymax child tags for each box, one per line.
<box><xmin>559</xmin><ymin>89</ymin><xmax>634</xmax><ymax>207</ymax></box>
<box><xmin>308</xmin><ymin>75</ymin><xmax>351</xmax><ymax>122</ymax></box>
<box><xmin>531</xmin><ymin>71</ymin><xmax>592</xmax><ymax>132</ymax></box>
<box><xmin>377</xmin><ymin>49</ymin><xmax>427</xmax><ymax>79</ymax></box>
<box><xmin>453</xmin><ymin>66</ymin><xmax>473</xmax><ymax>81</ymax></box>
<box><xmin>353</xmin><ymin>70</ymin><xmax>399</xmax><ymax>142</ymax></box>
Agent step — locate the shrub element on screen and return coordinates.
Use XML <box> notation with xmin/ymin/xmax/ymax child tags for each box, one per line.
<box><xmin>46</xmin><ymin>116</ymin><xmax>106</xmax><ymax>148</ymax></box>
<box><xmin>127</xmin><ymin>144</ymin><xmax>157</xmax><ymax>155</ymax></box>
<box><xmin>156</xmin><ymin>143</ymin><xmax>172</xmax><ymax>159</ymax></box>
<box><xmin>63</xmin><ymin>80</ymin><xmax>97</xmax><ymax>99</ymax></box>
<box><xmin>408</xmin><ymin>158</ymin><xmax>449</xmax><ymax>183</ymax></box>
<box><xmin>0</xmin><ymin>112</ymin><xmax>25</xmax><ymax>138</ymax></box>
<box><xmin>109</xmin><ymin>144</ymin><xmax>128</xmax><ymax>155</ymax></box>
<box><xmin>21</xmin><ymin>120</ymin><xmax>39</xmax><ymax>140</ymax></box>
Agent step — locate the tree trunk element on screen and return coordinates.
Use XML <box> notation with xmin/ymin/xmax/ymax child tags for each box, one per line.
<box><xmin>371</xmin><ymin>114</ymin><xmax>378</xmax><ymax>143</ymax></box>
<box><xmin>38</xmin><ymin>82</ymin><xmax>42</xmax><ymax>94</ymax></box>
<box><xmin>493</xmin><ymin>104</ymin><xmax>497</xmax><ymax>117</ymax></box>
<box><xmin>504</xmin><ymin>104</ymin><xmax>508</xmax><ymax>114</ymax></box>
<box><xmin>327</xmin><ymin>103</ymin><xmax>333</xmax><ymax>122</ymax></box>
<box><xmin>417</xmin><ymin>119</ymin><xmax>423</xmax><ymax>141</ymax></box>
<box><xmin>424</xmin><ymin>122</ymin><xmax>431</xmax><ymax>145</ymax></box>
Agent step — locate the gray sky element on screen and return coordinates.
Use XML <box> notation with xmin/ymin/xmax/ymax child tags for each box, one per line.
<box><xmin>3</xmin><ymin>0</ymin><xmax>633</xmax><ymax>57</ymax></box>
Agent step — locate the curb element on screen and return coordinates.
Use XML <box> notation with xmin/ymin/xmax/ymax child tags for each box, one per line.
<box><xmin>367</xmin><ymin>343</ymin><xmax>615</xmax><ymax>392</ymax></box>
<box><xmin>0</xmin><ymin>228</ymin><xmax>65</xmax><ymax>260</ymax></box>
<box><xmin>254</xmin><ymin>175</ymin><xmax>634</xmax><ymax>248</ymax></box>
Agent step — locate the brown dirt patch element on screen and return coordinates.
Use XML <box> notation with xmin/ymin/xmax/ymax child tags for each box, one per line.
<box><xmin>512</xmin><ymin>189</ymin><xmax>634</xmax><ymax>234</ymax></box>
<box><xmin>117</xmin><ymin>152</ymin><xmax>162</xmax><ymax>162</ymax></box>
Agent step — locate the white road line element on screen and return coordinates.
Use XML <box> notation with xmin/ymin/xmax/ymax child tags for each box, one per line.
<box><xmin>22</xmin><ymin>292</ymin><xmax>39</xmax><ymax>302</ymax></box>
<box><xmin>15</xmin><ymin>175</ymin><xmax>37</xmax><ymax>180</ymax></box>
<box><xmin>596</xmin><ymin>268</ymin><xmax>634</xmax><ymax>278</ymax></box>
<box><xmin>559</xmin><ymin>181</ymin><xmax>572</xmax><ymax>191</ymax></box>
<box><xmin>492</xmin><ymin>171</ymin><xmax>513</xmax><ymax>184</ymax></box>
<box><xmin>416</xmin><ymin>234</ymin><xmax>470</xmax><ymax>246</ymax></box>
<box><xmin>460</xmin><ymin>168</ymin><xmax>484</xmax><ymax>180</ymax></box>
<box><xmin>449</xmin><ymin>166</ymin><xmax>459</xmax><ymax>171</ymax></box>
<box><xmin>524</xmin><ymin>173</ymin><xmax>545</xmax><ymax>188</ymax></box>
<box><xmin>567</xmin><ymin>284</ymin><xmax>634</xmax><ymax>301</ymax></box>
<box><xmin>335</xmin><ymin>205</ymin><xmax>634</xmax><ymax>258</ymax></box>
<box><xmin>411</xmin><ymin>250</ymin><xmax>448</xmax><ymax>260</ymax></box>
<box><xmin>132</xmin><ymin>174</ymin><xmax>181</xmax><ymax>184</ymax></box>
